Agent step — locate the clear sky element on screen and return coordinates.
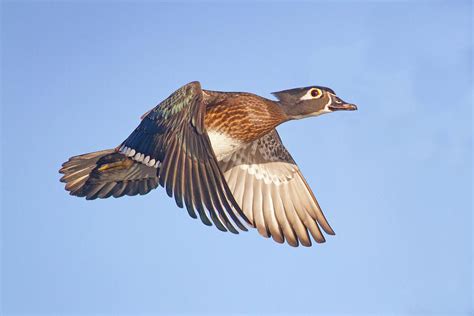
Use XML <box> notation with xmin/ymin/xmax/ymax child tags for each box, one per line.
<box><xmin>1</xmin><ymin>1</ymin><xmax>472</xmax><ymax>315</ymax></box>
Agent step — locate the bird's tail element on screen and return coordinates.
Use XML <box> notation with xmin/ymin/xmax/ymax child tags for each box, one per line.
<box><xmin>59</xmin><ymin>149</ymin><xmax>159</xmax><ymax>200</ymax></box>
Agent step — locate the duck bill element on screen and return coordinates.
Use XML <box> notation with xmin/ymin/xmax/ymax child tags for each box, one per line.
<box><xmin>328</xmin><ymin>95</ymin><xmax>358</xmax><ymax>111</ymax></box>
<box><xmin>328</xmin><ymin>103</ymin><xmax>358</xmax><ymax>111</ymax></box>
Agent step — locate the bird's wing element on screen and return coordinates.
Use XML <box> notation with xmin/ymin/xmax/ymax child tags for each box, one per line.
<box><xmin>120</xmin><ymin>81</ymin><xmax>248</xmax><ymax>233</ymax></box>
<box><xmin>218</xmin><ymin>129</ymin><xmax>335</xmax><ymax>246</ymax></box>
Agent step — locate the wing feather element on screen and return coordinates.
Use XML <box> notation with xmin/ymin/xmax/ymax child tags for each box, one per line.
<box><xmin>219</xmin><ymin>129</ymin><xmax>334</xmax><ymax>247</ymax></box>
<box><xmin>273</xmin><ymin>188</ymin><xmax>297</xmax><ymax>246</ymax></box>
<box><xmin>262</xmin><ymin>183</ymin><xmax>284</xmax><ymax>243</ymax></box>
<box><xmin>192</xmin><ymin>160</ymin><xmax>212</xmax><ymax>225</ymax></box>
<box><xmin>232</xmin><ymin>168</ymin><xmax>246</xmax><ymax>209</ymax></box>
<box><xmin>281</xmin><ymin>183</ymin><xmax>311</xmax><ymax>246</ymax></box>
<box><xmin>173</xmin><ymin>139</ymin><xmax>186</xmax><ymax>208</ymax></box>
<box><xmin>112</xmin><ymin>181</ymin><xmax>127</xmax><ymax>198</ymax></box>
<box><xmin>183</xmin><ymin>153</ymin><xmax>198</xmax><ymax>219</ymax></box>
<box><xmin>252</xmin><ymin>178</ymin><xmax>269</xmax><ymax>238</ymax></box>
<box><xmin>242</xmin><ymin>170</ymin><xmax>255</xmax><ymax>225</ymax></box>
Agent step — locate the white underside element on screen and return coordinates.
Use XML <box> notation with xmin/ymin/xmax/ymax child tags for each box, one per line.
<box><xmin>207</xmin><ymin>130</ymin><xmax>243</xmax><ymax>160</ymax></box>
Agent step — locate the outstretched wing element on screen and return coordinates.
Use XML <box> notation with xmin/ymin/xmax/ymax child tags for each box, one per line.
<box><xmin>120</xmin><ymin>81</ymin><xmax>248</xmax><ymax>233</ymax></box>
<box><xmin>218</xmin><ymin>130</ymin><xmax>335</xmax><ymax>247</ymax></box>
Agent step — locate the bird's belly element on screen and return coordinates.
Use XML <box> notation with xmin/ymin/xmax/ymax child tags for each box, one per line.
<box><xmin>207</xmin><ymin>130</ymin><xmax>243</xmax><ymax>160</ymax></box>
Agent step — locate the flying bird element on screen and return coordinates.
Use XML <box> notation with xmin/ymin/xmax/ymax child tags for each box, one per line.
<box><xmin>60</xmin><ymin>82</ymin><xmax>357</xmax><ymax>247</ymax></box>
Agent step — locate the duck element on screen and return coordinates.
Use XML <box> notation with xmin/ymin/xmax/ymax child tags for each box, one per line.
<box><xmin>60</xmin><ymin>81</ymin><xmax>357</xmax><ymax>247</ymax></box>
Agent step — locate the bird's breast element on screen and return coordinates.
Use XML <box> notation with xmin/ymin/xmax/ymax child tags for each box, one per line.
<box><xmin>207</xmin><ymin>130</ymin><xmax>243</xmax><ymax>160</ymax></box>
<box><xmin>203</xmin><ymin>92</ymin><xmax>287</xmax><ymax>152</ymax></box>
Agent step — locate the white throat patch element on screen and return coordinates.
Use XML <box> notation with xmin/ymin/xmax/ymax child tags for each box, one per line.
<box><xmin>321</xmin><ymin>93</ymin><xmax>333</xmax><ymax>113</ymax></box>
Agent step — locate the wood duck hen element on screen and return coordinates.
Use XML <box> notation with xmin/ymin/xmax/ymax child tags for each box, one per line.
<box><xmin>60</xmin><ymin>81</ymin><xmax>357</xmax><ymax>247</ymax></box>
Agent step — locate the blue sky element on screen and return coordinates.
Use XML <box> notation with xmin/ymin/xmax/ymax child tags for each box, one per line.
<box><xmin>1</xmin><ymin>1</ymin><xmax>472</xmax><ymax>315</ymax></box>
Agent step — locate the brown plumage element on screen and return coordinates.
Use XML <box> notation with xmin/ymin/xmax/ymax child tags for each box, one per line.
<box><xmin>203</xmin><ymin>91</ymin><xmax>287</xmax><ymax>142</ymax></box>
<box><xmin>59</xmin><ymin>81</ymin><xmax>357</xmax><ymax>247</ymax></box>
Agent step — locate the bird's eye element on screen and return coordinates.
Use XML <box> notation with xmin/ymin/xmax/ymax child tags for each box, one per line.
<box><xmin>299</xmin><ymin>88</ymin><xmax>324</xmax><ymax>101</ymax></box>
<box><xmin>310</xmin><ymin>88</ymin><xmax>322</xmax><ymax>98</ymax></box>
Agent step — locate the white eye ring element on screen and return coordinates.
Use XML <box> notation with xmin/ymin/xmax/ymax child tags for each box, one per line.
<box><xmin>300</xmin><ymin>88</ymin><xmax>323</xmax><ymax>100</ymax></box>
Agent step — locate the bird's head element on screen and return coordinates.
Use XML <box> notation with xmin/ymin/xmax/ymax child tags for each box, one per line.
<box><xmin>272</xmin><ymin>86</ymin><xmax>357</xmax><ymax>120</ymax></box>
